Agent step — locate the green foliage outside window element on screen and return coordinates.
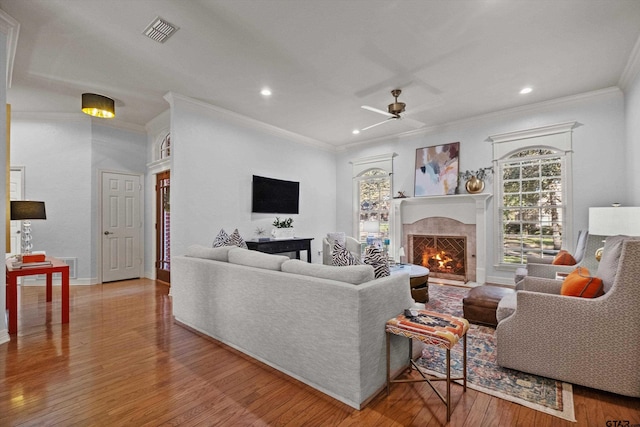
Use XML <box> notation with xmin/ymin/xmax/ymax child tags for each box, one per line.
<box><xmin>358</xmin><ymin>169</ymin><xmax>390</xmax><ymax>242</ymax></box>
<box><xmin>499</xmin><ymin>149</ymin><xmax>564</xmax><ymax>264</ymax></box>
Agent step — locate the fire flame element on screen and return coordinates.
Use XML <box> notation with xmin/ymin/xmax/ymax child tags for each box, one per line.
<box><xmin>421</xmin><ymin>249</ymin><xmax>454</xmax><ymax>272</ymax></box>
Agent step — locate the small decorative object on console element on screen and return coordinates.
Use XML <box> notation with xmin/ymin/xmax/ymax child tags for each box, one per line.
<box><xmin>271</xmin><ymin>217</ymin><xmax>295</xmax><ymax>239</ymax></box>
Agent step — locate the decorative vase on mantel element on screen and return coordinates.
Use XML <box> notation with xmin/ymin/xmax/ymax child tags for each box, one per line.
<box><xmin>465</xmin><ymin>176</ymin><xmax>485</xmax><ymax>194</ymax></box>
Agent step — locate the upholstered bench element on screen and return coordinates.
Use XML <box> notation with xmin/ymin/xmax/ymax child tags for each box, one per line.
<box><xmin>386</xmin><ymin>310</ymin><xmax>468</xmax><ymax>421</ymax></box>
<box><xmin>462</xmin><ymin>285</ymin><xmax>515</xmax><ymax>327</ymax></box>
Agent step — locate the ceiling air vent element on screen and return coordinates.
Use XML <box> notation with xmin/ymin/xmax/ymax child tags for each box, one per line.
<box><xmin>143</xmin><ymin>16</ymin><xmax>179</xmax><ymax>43</ymax></box>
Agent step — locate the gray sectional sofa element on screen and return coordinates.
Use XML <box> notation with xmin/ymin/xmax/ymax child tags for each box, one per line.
<box><xmin>171</xmin><ymin>245</ymin><xmax>419</xmax><ymax>409</ymax></box>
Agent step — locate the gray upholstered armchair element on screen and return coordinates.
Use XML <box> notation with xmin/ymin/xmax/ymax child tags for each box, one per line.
<box><xmin>322</xmin><ymin>235</ymin><xmax>362</xmax><ymax>265</ymax></box>
<box><xmin>496</xmin><ymin>236</ymin><xmax>640</xmax><ymax>397</ymax></box>
<box><xmin>514</xmin><ymin>230</ymin><xmax>602</xmax><ymax>282</ymax></box>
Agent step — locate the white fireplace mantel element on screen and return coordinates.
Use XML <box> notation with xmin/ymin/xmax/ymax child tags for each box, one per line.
<box><xmin>390</xmin><ymin>193</ymin><xmax>492</xmax><ymax>284</ymax></box>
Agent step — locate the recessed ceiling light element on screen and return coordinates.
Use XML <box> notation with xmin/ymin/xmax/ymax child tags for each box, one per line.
<box><xmin>352</xmin><ymin>129</ymin><xmax>360</xmax><ymax>135</ymax></box>
<box><xmin>520</xmin><ymin>87</ymin><xmax>533</xmax><ymax>94</ymax></box>
<box><xmin>260</xmin><ymin>88</ymin><xmax>272</xmax><ymax>96</ymax></box>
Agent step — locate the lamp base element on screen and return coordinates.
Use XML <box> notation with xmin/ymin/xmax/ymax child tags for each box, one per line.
<box><xmin>595</xmin><ymin>247</ymin><xmax>604</xmax><ymax>262</ymax></box>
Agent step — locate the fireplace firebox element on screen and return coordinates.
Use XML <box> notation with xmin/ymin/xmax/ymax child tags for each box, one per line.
<box><xmin>411</xmin><ymin>235</ymin><xmax>467</xmax><ymax>282</ymax></box>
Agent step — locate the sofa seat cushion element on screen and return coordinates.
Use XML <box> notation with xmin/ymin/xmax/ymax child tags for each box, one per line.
<box><xmin>282</xmin><ymin>259</ymin><xmax>375</xmax><ymax>285</ymax></box>
<box><xmin>186</xmin><ymin>245</ymin><xmax>235</xmax><ymax>262</ymax></box>
<box><xmin>228</xmin><ymin>247</ymin><xmax>290</xmax><ymax>271</ymax></box>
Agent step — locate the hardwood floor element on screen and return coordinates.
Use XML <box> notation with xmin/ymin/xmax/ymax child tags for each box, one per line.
<box><xmin>1</xmin><ymin>279</ymin><xmax>638</xmax><ymax>426</ymax></box>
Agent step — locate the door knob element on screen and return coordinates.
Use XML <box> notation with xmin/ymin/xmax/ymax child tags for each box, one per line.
<box><xmin>104</xmin><ymin>231</ymin><xmax>114</xmax><ymax>235</ymax></box>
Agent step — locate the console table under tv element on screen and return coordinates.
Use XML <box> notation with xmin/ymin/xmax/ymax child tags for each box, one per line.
<box><xmin>245</xmin><ymin>237</ymin><xmax>314</xmax><ymax>263</ymax></box>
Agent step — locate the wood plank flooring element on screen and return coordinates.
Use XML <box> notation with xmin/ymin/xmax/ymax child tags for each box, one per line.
<box><xmin>1</xmin><ymin>279</ymin><xmax>639</xmax><ymax>426</ymax></box>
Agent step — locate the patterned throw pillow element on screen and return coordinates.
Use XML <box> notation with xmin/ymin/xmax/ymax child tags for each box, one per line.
<box><xmin>332</xmin><ymin>240</ymin><xmax>361</xmax><ymax>266</ymax></box>
<box><xmin>227</xmin><ymin>228</ymin><xmax>248</xmax><ymax>249</ymax></box>
<box><xmin>212</xmin><ymin>228</ymin><xmax>248</xmax><ymax>249</ymax></box>
<box><xmin>212</xmin><ymin>229</ymin><xmax>230</xmax><ymax>247</ymax></box>
<box><xmin>364</xmin><ymin>245</ymin><xmax>390</xmax><ymax>278</ymax></box>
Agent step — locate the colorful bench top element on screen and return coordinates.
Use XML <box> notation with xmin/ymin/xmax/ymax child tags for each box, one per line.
<box><xmin>386</xmin><ymin>310</ymin><xmax>469</xmax><ymax>349</ymax></box>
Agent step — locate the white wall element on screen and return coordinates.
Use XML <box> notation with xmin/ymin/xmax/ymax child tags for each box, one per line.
<box><xmin>9</xmin><ymin>115</ymin><xmax>146</xmax><ymax>283</ymax></box>
<box><xmin>336</xmin><ymin>89</ymin><xmax>627</xmax><ymax>284</ymax></box>
<box><xmin>168</xmin><ymin>94</ymin><xmax>336</xmax><ymax>261</ymax></box>
<box><xmin>10</xmin><ymin>115</ymin><xmax>93</xmax><ymax>280</ymax></box>
<box><xmin>143</xmin><ymin>109</ymin><xmax>170</xmax><ymax>280</ymax></box>
<box><xmin>0</xmin><ymin>30</ymin><xmax>7</xmax><ymax>340</ymax></box>
<box><xmin>625</xmin><ymin>69</ymin><xmax>640</xmax><ymax>205</ymax></box>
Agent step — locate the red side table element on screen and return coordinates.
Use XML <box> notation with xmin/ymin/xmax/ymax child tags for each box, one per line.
<box><xmin>6</xmin><ymin>257</ymin><xmax>70</xmax><ymax>334</ymax></box>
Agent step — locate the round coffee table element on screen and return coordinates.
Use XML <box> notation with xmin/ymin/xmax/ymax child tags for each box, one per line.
<box><xmin>390</xmin><ymin>264</ymin><xmax>430</xmax><ymax>303</ymax></box>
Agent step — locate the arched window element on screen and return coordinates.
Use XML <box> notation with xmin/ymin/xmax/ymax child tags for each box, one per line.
<box><xmin>356</xmin><ymin>169</ymin><xmax>391</xmax><ymax>242</ymax></box>
<box><xmin>498</xmin><ymin>148</ymin><xmax>566</xmax><ymax>264</ymax></box>
<box><xmin>490</xmin><ymin>122</ymin><xmax>577</xmax><ymax>266</ymax></box>
<box><xmin>159</xmin><ymin>133</ymin><xmax>171</xmax><ymax>160</ymax></box>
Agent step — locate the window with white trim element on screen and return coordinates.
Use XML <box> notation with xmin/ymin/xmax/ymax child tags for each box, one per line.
<box><xmin>357</xmin><ymin>169</ymin><xmax>390</xmax><ymax>242</ymax></box>
<box><xmin>159</xmin><ymin>133</ymin><xmax>171</xmax><ymax>160</ymax></box>
<box><xmin>490</xmin><ymin>122</ymin><xmax>576</xmax><ymax>267</ymax></box>
<box><xmin>351</xmin><ymin>153</ymin><xmax>395</xmax><ymax>243</ymax></box>
<box><xmin>499</xmin><ymin>149</ymin><xmax>565</xmax><ymax>264</ymax></box>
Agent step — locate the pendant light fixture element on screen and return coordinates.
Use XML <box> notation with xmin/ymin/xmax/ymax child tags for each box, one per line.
<box><xmin>81</xmin><ymin>93</ymin><xmax>115</xmax><ymax>118</ymax></box>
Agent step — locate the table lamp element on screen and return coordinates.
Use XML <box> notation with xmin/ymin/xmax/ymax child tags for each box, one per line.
<box><xmin>10</xmin><ymin>200</ymin><xmax>47</xmax><ymax>254</ymax></box>
<box><xmin>588</xmin><ymin>206</ymin><xmax>640</xmax><ymax>261</ymax></box>
<box><xmin>398</xmin><ymin>246</ymin><xmax>406</xmax><ymax>265</ymax></box>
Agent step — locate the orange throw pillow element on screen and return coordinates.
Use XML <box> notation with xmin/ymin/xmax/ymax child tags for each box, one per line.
<box><xmin>561</xmin><ymin>267</ymin><xmax>604</xmax><ymax>298</ymax></box>
<box><xmin>552</xmin><ymin>249</ymin><xmax>577</xmax><ymax>265</ymax></box>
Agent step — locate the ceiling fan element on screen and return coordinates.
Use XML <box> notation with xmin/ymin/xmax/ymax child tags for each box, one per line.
<box><xmin>360</xmin><ymin>89</ymin><xmax>426</xmax><ymax>131</ymax></box>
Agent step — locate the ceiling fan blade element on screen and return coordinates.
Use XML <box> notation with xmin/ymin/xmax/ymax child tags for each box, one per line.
<box><xmin>361</xmin><ymin>105</ymin><xmax>395</xmax><ymax>118</ymax></box>
<box><xmin>361</xmin><ymin>118</ymin><xmax>393</xmax><ymax>131</ymax></box>
<box><xmin>400</xmin><ymin>116</ymin><xmax>426</xmax><ymax>129</ymax></box>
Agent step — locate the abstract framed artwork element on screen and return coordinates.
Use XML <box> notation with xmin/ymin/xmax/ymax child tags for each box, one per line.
<box><xmin>414</xmin><ymin>142</ymin><xmax>460</xmax><ymax>196</ymax></box>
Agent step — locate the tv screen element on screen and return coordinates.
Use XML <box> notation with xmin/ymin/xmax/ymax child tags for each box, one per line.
<box><xmin>252</xmin><ymin>175</ymin><xmax>300</xmax><ymax>214</ymax></box>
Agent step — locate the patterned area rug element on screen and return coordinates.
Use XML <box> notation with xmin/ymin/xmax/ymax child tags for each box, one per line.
<box><xmin>415</xmin><ymin>284</ymin><xmax>576</xmax><ymax>422</ymax></box>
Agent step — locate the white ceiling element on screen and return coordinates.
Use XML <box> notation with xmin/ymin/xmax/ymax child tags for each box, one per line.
<box><xmin>2</xmin><ymin>0</ymin><xmax>640</xmax><ymax>149</ymax></box>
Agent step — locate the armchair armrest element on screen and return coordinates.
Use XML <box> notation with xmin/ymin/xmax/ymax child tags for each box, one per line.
<box><xmin>526</xmin><ymin>254</ymin><xmax>554</xmax><ymax>264</ymax></box>
<box><xmin>516</xmin><ymin>276</ymin><xmax>563</xmax><ymax>294</ymax></box>
<box><xmin>525</xmin><ymin>263</ymin><xmax>575</xmax><ymax>279</ymax></box>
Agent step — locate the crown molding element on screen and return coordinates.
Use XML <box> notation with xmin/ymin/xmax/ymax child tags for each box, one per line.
<box><xmin>487</xmin><ymin>121</ymin><xmax>580</xmax><ymax>144</ymax></box>
<box><xmin>0</xmin><ymin>9</ymin><xmax>19</xmax><ymax>88</ymax></box>
<box><xmin>12</xmin><ymin>111</ymin><xmax>146</xmax><ymax>133</ymax></box>
<box><xmin>619</xmin><ymin>33</ymin><xmax>640</xmax><ymax>90</ymax></box>
<box><xmin>164</xmin><ymin>92</ymin><xmax>336</xmax><ymax>152</ymax></box>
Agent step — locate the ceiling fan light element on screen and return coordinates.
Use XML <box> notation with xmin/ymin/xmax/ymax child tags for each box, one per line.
<box><xmin>388</xmin><ymin>101</ymin><xmax>405</xmax><ymax>115</ymax></box>
<box><xmin>82</xmin><ymin>93</ymin><xmax>115</xmax><ymax>118</ymax></box>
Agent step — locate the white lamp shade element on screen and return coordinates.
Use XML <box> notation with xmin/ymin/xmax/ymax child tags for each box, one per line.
<box><xmin>589</xmin><ymin>207</ymin><xmax>640</xmax><ymax>236</ymax></box>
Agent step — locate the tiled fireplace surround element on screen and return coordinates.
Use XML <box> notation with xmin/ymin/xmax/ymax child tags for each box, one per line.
<box><xmin>390</xmin><ymin>194</ymin><xmax>492</xmax><ymax>285</ymax></box>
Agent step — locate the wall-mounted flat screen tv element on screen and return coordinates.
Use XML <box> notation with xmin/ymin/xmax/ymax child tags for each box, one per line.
<box><xmin>252</xmin><ymin>175</ymin><xmax>300</xmax><ymax>214</ymax></box>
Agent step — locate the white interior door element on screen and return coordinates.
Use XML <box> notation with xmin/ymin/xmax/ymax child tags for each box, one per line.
<box><xmin>9</xmin><ymin>168</ymin><xmax>24</xmax><ymax>255</ymax></box>
<box><xmin>101</xmin><ymin>171</ymin><xmax>142</xmax><ymax>282</ymax></box>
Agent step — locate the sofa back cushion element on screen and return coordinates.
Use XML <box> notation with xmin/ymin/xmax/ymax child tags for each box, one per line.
<box><xmin>186</xmin><ymin>245</ymin><xmax>234</xmax><ymax>262</ymax></box>
<box><xmin>282</xmin><ymin>259</ymin><xmax>375</xmax><ymax>285</ymax></box>
<box><xmin>228</xmin><ymin>247</ymin><xmax>290</xmax><ymax>271</ymax></box>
